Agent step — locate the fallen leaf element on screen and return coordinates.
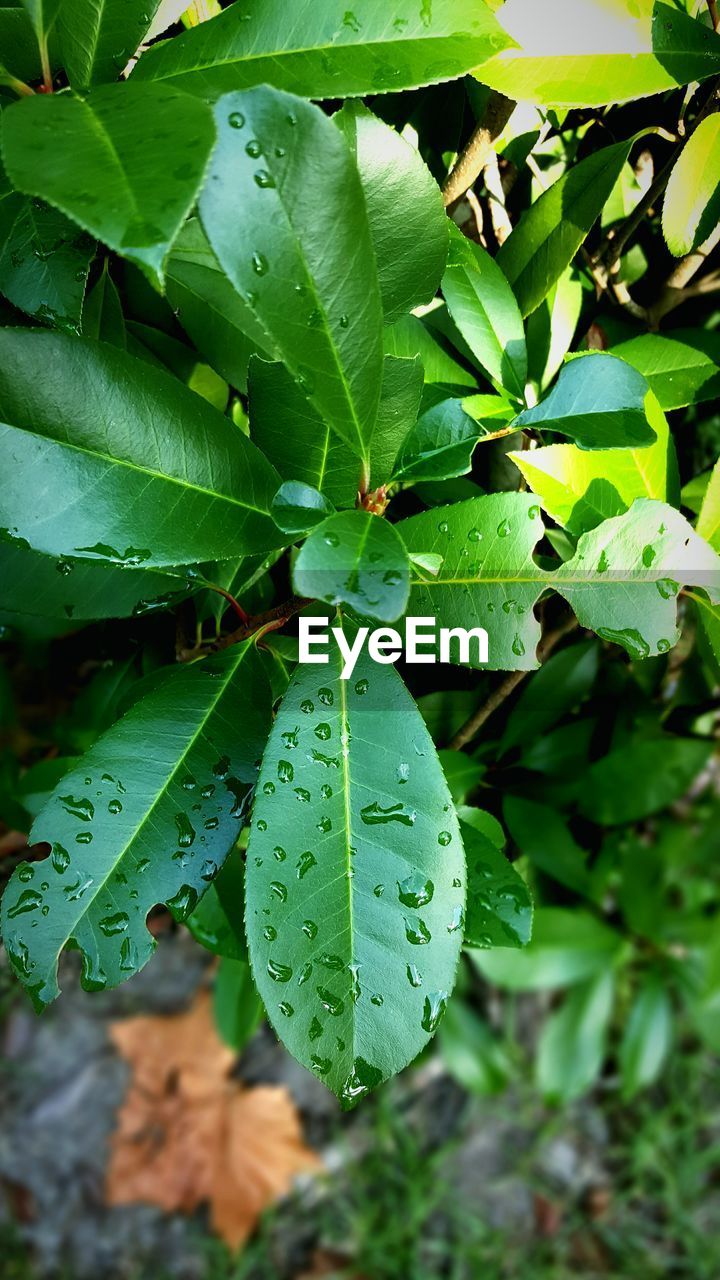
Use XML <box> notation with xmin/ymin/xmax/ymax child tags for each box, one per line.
<box><xmin>107</xmin><ymin>992</ymin><xmax>321</xmax><ymax>1249</ymax></box>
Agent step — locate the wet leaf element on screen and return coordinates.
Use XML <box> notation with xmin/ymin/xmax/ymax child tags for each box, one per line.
<box><xmin>293</xmin><ymin>512</ymin><xmax>411</xmax><ymax>624</ymax></box>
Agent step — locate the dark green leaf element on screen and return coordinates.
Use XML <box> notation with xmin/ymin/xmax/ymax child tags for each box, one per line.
<box><xmin>271</xmin><ymin>481</ymin><xmax>335</xmax><ymax>536</ymax></box>
<box><xmin>512</xmin><ymin>354</ymin><xmax>655</xmax><ymax>449</ymax></box>
<box><xmin>83</xmin><ymin>261</ymin><xmax>126</xmax><ymax>345</ymax></box>
<box><xmin>213</xmin><ymin>957</ymin><xmax>264</xmax><ymax>1051</ymax></box>
<box><xmin>497</xmin><ymin>139</ymin><xmax>632</xmax><ymax>316</ymax></box>
<box><xmin>200</xmin><ymin>87</ymin><xmax>383</xmax><ymax>470</ymax></box>
<box><xmin>577</xmin><ymin>736</ymin><xmax>713</xmax><ymax>825</ymax></box>
<box><xmin>2</xmin><ymin>83</ymin><xmax>216</xmax><ymax>285</ymax></box>
<box><xmin>472</xmin><ymin>907</ymin><xmax>623</xmax><ymax>990</ymax></box>
<box><xmin>248</xmin><ymin>357</ymin><xmax>359</xmax><ymax>510</ymax></box>
<box><xmin>59</xmin><ymin>0</ymin><xmax>164</xmax><ymax>92</ymax></box>
<box><xmin>393</xmin><ymin>397</ymin><xmax>492</xmax><ymax>484</ymax></box>
<box><xmin>619</xmin><ymin>978</ymin><xmax>672</xmax><ymax>1098</ymax></box>
<box><xmin>0</xmin><ymin>329</ymin><xmax>283</xmax><ymax>568</ymax></box>
<box><xmin>462</xmin><ymin>820</ymin><xmax>532</xmax><ymax>949</ymax></box>
<box><xmin>245</xmin><ymin>634</ymin><xmax>465</xmax><ymax>1103</ymax></box>
<box><xmin>335</xmin><ymin>101</ymin><xmax>448</xmax><ymax>325</ymax></box>
<box><xmin>442</xmin><ymin>224</ymin><xmax>527</xmax><ymax>400</ymax></box>
<box><xmin>0</xmin><ymin>644</ymin><xmax>272</xmax><ymax>1008</ymax></box>
<box><xmin>187</xmin><ymin>848</ymin><xmax>248</xmax><ymax>960</ymax></box>
<box><xmin>133</xmin><ymin>0</ymin><xmax>513</xmax><ymax>100</ymax></box>
<box><xmin>0</xmin><ymin>194</ymin><xmax>95</xmax><ymax>332</ymax></box>
<box><xmin>293</xmin><ymin>512</ymin><xmax>410</xmax><ymax>624</ymax></box>
<box><xmin>368</xmin><ymin>355</ymin><xmax>424</xmax><ymax>488</ymax></box>
<box><xmin>438</xmin><ymin>999</ymin><xmax>511</xmax><ymax>1094</ymax></box>
<box><xmin>610</xmin><ymin>329</ymin><xmax>720</xmax><ymax>411</ymax></box>
<box><xmin>504</xmin><ymin>796</ymin><xmax>592</xmax><ymax>897</ymax></box>
<box><xmin>500</xmin><ymin>640</ymin><xmax>599</xmax><ymax>754</ymax></box>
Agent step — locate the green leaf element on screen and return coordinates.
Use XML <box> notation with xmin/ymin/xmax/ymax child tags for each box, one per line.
<box><xmin>58</xmin><ymin>0</ymin><xmax>164</xmax><ymax>92</ymax></box>
<box><xmin>504</xmin><ymin>796</ymin><xmax>592</xmax><ymax>897</ymax></box>
<box><xmin>500</xmin><ymin>640</ymin><xmax>599</xmax><ymax>755</ymax></box>
<box><xmin>436</xmin><ymin>751</ymin><xmax>484</xmax><ymax>803</ymax></box>
<box><xmin>0</xmin><ymin>645</ymin><xmax>272</xmax><ymax>1009</ymax></box>
<box><xmin>199</xmin><ymin>87</ymin><xmax>383</xmax><ymax>471</ymax></box>
<box><xmin>0</xmin><ymin>8</ymin><xmax>46</xmax><ymax>82</ymax></box>
<box><xmin>619</xmin><ymin>977</ymin><xmax>672</xmax><ymax>1099</ymax></box>
<box><xmin>271</xmin><ymin>481</ymin><xmax>335</xmax><ymax>536</ymax></box>
<box><xmin>368</xmin><ymin>356</ymin><xmax>425</xmax><ymax>489</ymax></box>
<box><xmin>248</xmin><ymin>358</ymin><xmax>359</xmax><ymax>510</ymax></box>
<box><xmin>392</xmin><ymin>398</ymin><xmax>484</xmax><ymax>485</ymax></box>
<box><xmin>475</xmin><ymin>0</ymin><xmax>720</xmax><ymax>108</ymax></box>
<box><xmin>133</xmin><ymin>0</ymin><xmax>513</xmax><ymax>100</ymax></box>
<box><xmin>536</xmin><ymin>971</ymin><xmax>614</xmax><ymax>1102</ymax></box>
<box><xmin>697</xmin><ymin>459</ymin><xmax>720</xmax><ymax>551</ymax></box>
<box><xmin>438</xmin><ymin>999</ymin><xmax>511</xmax><ymax>1095</ymax></box>
<box><xmin>0</xmin><ymin>194</ymin><xmax>95</xmax><ymax>333</ymax></box>
<box><xmin>0</xmin><ymin>329</ymin><xmax>283</xmax><ymax>568</ymax></box>
<box><xmin>213</xmin><ymin>957</ymin><xmax>264</xmax><ymax>1051</ymax></box>
<box><xmin>293</xmin><ymin>513</ymin><xmax>411</xmax><ymax>624</ymax></box>
<box><xmin>335</xmin><ymin>102</ymin><xmax>448</xmax><ymax>325</ymax></box>
<box><xmin>83</xmin><ymin>261</ymin><xmax>126</xmax><ymax>345</ymax></box>
<box><xmin>403</xmin><ymin>493</ymin><xmax>720</xmax><ymax>667</ymax></box>
<box><xmin>19</xmin><ymin>0</ymin><xmax>60</xmax><ymax>47</ymax></box>
<box><xmin>187</xmin><ymin>848</ymin><xmax>248</xmax><ymax>960</ymax></box>
<box><xmin>245</xmin><ymin>632</ymin><xmax>465</xmax><ymax>1103</ymax></box>
<box><xmin>510</xmin><ymin>390</ymin><xmax>672</xmax><ymax>535</ymax></box>
<box><xmin>577</xmin><ymin>735</ymin><xmax>713</xmax><ymax>825</ymax></box>
<box><xmin>0</xmin><ymin>538</ymin><xmax>191</xmax><ymax>624</ymax></box>
<box><xmin>442</xmin><ymin>225</ymin><xmax>527</xmax><ymax>400</ymax></box>
<box><xmin>512</xmin><ymin>353</ymin><xmax>655</xmax><ymax>449</ymax></box>
<box><xmin>497</xmin><ymin>139</ymin><xmax>632</xmax><ymax>316</ymax></box>
<box><xmin>472</xmin><ymin>907</ymin><xmax>623</xmax><ymax>990</ymax></box>
<box><xmin>384</xmin><ymin>313</ymin><xmax>479</xmax><ymax>390</ymax></box>
<box><xmin>462</xmin><ymin>820</ymin><xmax>532</xmax><ymax>949</ymax></box>
<box><xmin>553</xmin><ymin>499</ymin><xmax>720</xmax><ymax>660</ymax></box>
<box><xmin>1</xmin><ymin>83</ymin><xmax>216</xmax><ymax>286</ymax></box>
<box><xmin>526</xmin><ymin>266</ymin><xmax>583</xmax><ymax>392</ymax></box>
<box><xmin>663</xmin><ymin>115</ymin><xmax>720</xmax><ymax>257</ymax></box>
<box><xmin>610</xmin><ymin>329</ymin><xmax>720</xmax><ymax>411</ymax></box>
<box><xmin>166</xmin><ymin>217</ymin><xmax>276</xmax><ymax>393</ymax></box>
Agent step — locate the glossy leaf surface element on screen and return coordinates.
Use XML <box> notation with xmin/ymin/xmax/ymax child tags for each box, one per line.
<box><xmin>442</xmin><ymin>225</ymin><xmax>526</xmax><ymax>400</ymax></box>
<box><xmin>293</xmin><ymin>513</ymin><xmax>411</xmax><ymax>623</ymax></box>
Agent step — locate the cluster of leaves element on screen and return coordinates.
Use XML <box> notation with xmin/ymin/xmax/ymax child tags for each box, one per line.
<box><xmin>0</xmin><ymin>0</ymin><xmax>719</xmax><ymax>1106</ymax></box>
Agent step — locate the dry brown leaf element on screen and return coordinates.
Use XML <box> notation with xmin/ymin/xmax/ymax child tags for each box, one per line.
<box><xmin>106</xmin><ymin>991</ymin><xmax>321</xmax><ymax>1249</ymax></box>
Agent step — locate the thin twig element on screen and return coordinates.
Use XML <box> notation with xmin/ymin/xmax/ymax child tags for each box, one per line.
<box><xmin>196</xmin><ymin>595</ymin><xmax>312</xmax><ymax>658</ymax></box>
<box><xmin>448</xmin><ymin>613</ymin><xmax>579</xmax><ymax>751</ymax></box>
<box><xmin>443</xmin><ymin>91</ymin><xmax>517</xmax><ymax>209</ymax></box>
<box><xmin>708</xmin><ymin>0</ymin><xmax>719</xmax><ymax>32</ymax></box>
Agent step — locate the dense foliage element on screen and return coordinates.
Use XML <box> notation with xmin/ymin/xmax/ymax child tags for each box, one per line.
<box><xmin>1</xmin><ymin>0</ymin><xmax>720</xmax><ymax>1107</ymax></box>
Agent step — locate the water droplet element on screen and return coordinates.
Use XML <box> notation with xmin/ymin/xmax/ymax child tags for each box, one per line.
<box><xmin>317</xmin><ymin>986</ymin><xmax>344</xmax><ymax>1016</ymax></box>
<box><xmin>421</xmin><ymin>991</ymin><xmax>448</xmax><ymax>1034</ymax></box>
<box><xmin>251</xmin><ymin>251</ymin><xmax>268</xmax><ymax>276</ymax></box>
<box><xmin>361</xmin><ymin>801</ymin><xmax>416</xmax><ymax>827</ymax></box>
<box><xmin>296</xmin><ymin>850</ymin><xmax>317</xmax><ymax>878</ymax></box>
<box><xmin>314</xmin><ymin>723</ymin><xmax>331</xmax><ymax>740</ymax></box>
<box><xmin>642</xmin><ymin>544</ymin><xmax>656</xmax><ymax>568</ymax></box>
<box><xmin>108</xmin><ymin>799</ymin><xmax>122</xmax><ymax>815</ymax></box>
<box><xmin>213</xmin><ymin>756</ymin><xmax>230</xmax><ymax>780</ymax></box>
<box><xmin>228</xmin><ymin>110</ymin><xmax>245</xmax><ymax>129</ymax></box>
<box><xmin>340</xmin><ymin>1058</ymin><xmax>383</xmax><ymax>1105</ymax></box>
<box><xmin>182</xmin><ymin>774</ymin><xmax>197</xmax><ymax>791</ymax></box>
<box><xmin>354</xmin><ymin>678</ymin><xmax>369</xmax><ymax>696</ymax></box>
<box><xmin>318</xmin><ymin>687</ymin><xmax>334</xmax><ymax>706</ymax></box>
<box><xmin>200</xmin><ymin>859</ymin><xmax>217</xmax><ymax>882</ymax></box>
<box><xmin>302</xmin><ymin>919</ymin><xmax>318</xmax><ymax>939</ymax></box>
<box><xmin>447</xmin><ymin>904</ymin><xmax>464</xmax><ymax>933</ymax></box>
<box><xmin>120</xmin><ymin>938</ymin><xmax>138</xmax><ymax>972</ymax></box>
<box><xmin>174</xmin><ymin>813</ymin><xmax>195</xmax><ymax>848</ymax></box>
<box><xmin>201</xmin><ymin>783</ymin><xmax>216</xmax><ymax>799</ymax></box>
<box><xmin>270</xmin><ymin>881</ymin><xmax>287</xmax><ymax>902</ymax></box>
<box><xmin>320</xmin><ymin>784</ymin><xmax>333</xmax><ymax>800</ymax></box>
<box><xmin>263</xmin><ymin>781</ymin><xmax>276</xmax><ymax>796</ymax></box>
<box><xmin>300</xmin><ymin>699</ymin><xmax>315</xmax><ymax>715</ymax></box>
<box><xmin>268</xmin><ymin>958</ymin><xmax>293</xmax><ymax>983</ymax></box>
<box><xmin>597</xmin><ymin>548</ymin><xmax>609</xmax><ymax>574</ymax></box>
<box><xmin>263</xmin><ymin>925</ymin><xmax>277</xmax><ymax>941</ymax></box>
<box><xmin>467</xmin><ymin>528</ymin><xmax>482</xmax><ymax>543</ymax></box>
<box><xmin>63</xmin><ymin>874</ymin><xmax>94</xmax><ymax>902</ymax></box>
<box><xmin>317</xmin><ymin>815</ymin><xmax>332</xmax><ymax>833</ymax></box>
<box><xmin>597</xmin><ymin>627</ymin><xmax>650</xmax><ymax>660</ymax></box>
<box><xmin>245</xmin><ymin>138</ymin><xmax>262</xmax><ymax>157</ymax></box>
<box><xmin>99</xmin><ymin>911</ymin><xmax>129</xmax><ymax>937</ymax></box>
<box><xmin>512</xmin><ymin>635</ymin><xmax>526</xmax><ymax>657</ymax></box>
<box><xmin>311</xmin><ymin>1053</ymin><xmax>331</xmax><ymax>1074</ymax></box>
<box><xmin>279</xmin><ymin>1001</ymin><xmax>294</xmax><ymax>1017</ymax></box>
<box><xmin>167</xmin><ymin>885</ymin><xmax>198</xmax><ymax>919</ymax></box>
<box><xmin>656</xmin><ymin>577</ymin><xmax>678</xmax><ymax>599</ymax></box>
<box><xmin>75</xmin><ymin>832</ymin><xmax>93</xmax><ymax>845</ymax></box>
<box><xmin>497</xmin><ymin>519</ymin><xmax>511</xmax><ymax>538</ymax></box>
<box><xmin>254</xmin><ymin>168</ymin><xmax>275</xmax><ymax>188</ymax></box>
<box><xmin>59</xmin><ymin>795</ymin><xmax>94</xmax><ymax>822</ymax></box>
<box><xmin>438</xmin><ymin>830</ymin><xmax>452</xmax><ymax>846</ymax></box>
<box><xmin>281</xmin><ymin>729</ymin><xmax>299</xmax><ymax>750</ymax></box>
<box><xmin>256</xmin><ymin>818</ymin><xmax>267</xmax><ymax>832</ymax></box>
<box><xmin>7</xmin><ymin>889</ymin><xmax>43</xmax><ymax>918</ymax></box>
<box><xmin>528</xmin><ymin>505</ymin><xmax>540</xmax><ymax>519</ymax></box>
<box><xmin>273</xmin><ymin>845</ymin><xmax>287</xmax><ymax>862</ymax></box>
<box><xmin>56</xmin><ymin>558</ymin><xmax>73</xmax><ymax>576</ymax></box>
<box><xmin>309</xmin><ymin>1017</ymin><xmax>323</xmax><ymax>1041</ymax></box>
<box><xmin>404</xmin><ymin>917</ymin><xmax>432</xmax><ymax>945</ymax></box>
<box><xmin>657</xmin><ymin>638</ymin><xmax>671</xmax><ymax>653</ymax></box>
<box><xmin>51</xmin><ymin>843</ymin><xmax>70</xmax><ymax>873</ymax></box>
<box><xmin>407</xmin><ymin>963</ymin><xmax>422</xmax><ymax>988</ymax></box>
<box><xmin>438</xmin><ymin>520</ymin><xmax>449</xmax><ymax>534</ymax></box>
<box><xmin>295</xmin><ymin>788</ymin><xmax>311</xmax><ymax>803</ymax></box>
<box><xmin>298</xmin><ymin>962</ymin><xmax>313</xmax><ymax>985</ymax></box>
<box><xmin>278</xmin><ymin>759</ymin><xmax>294</xmax><ymax>783</ymax></box>
<box><xmin>204</xmin><ymin>817</ymin><xmax>219</xmax><ymax>831</ymax></box>
<box><xmin>397</xmin><ymin>873</ymin><xmax>434</xmax><ymax>908</ymax></box>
